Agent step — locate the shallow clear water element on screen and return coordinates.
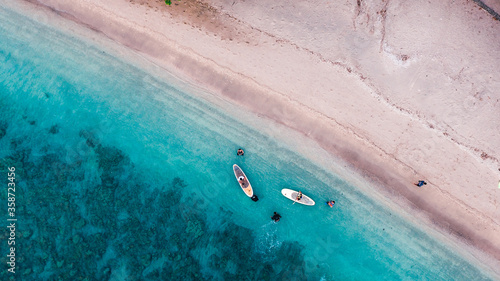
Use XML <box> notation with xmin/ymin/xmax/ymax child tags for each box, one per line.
<box><xmin>0</xmin><ymin>4</ymin><xmax>495</xmax><ymax>281</ymax></box>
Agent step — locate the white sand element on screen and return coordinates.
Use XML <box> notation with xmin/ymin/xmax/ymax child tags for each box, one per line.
<box><xmin>17</xmin><ymin>0</ymin><xmax>500</xmax><ymax>275</ymax></box>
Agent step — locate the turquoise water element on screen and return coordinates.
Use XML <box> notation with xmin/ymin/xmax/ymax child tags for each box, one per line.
<box><xmin>0</xmin><ymin>4</ymin><xmax>496</xmax><ymax>281</ymax></box>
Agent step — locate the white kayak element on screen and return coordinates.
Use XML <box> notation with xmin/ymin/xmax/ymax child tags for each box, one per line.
<box><xmin>281</xmin><ymin>188</ymin><xmax>315</xmax><ymax>206</ymax></box>
<box><xmin>233</xmin><ymin>164</ymin><xmax>253</xmax><ymax>197</ymax></box>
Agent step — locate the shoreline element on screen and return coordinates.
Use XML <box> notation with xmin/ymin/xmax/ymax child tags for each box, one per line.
<box><xmin>12</xmin><ymin>0</ymin><xmax>500</xmax><ymax>277</ymax></box>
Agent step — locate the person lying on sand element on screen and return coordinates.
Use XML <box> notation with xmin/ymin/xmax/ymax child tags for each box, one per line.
<box><xmin>414</xmin><ymin>180</ymin><xmax>427</xmax><ymax>187</ymax></box>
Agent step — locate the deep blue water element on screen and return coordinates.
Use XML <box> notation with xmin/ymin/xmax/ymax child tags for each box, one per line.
<box><xmin>0</xmin><ymin>3</ymin><xmax>496</xmax><ymax>281</ymax></box>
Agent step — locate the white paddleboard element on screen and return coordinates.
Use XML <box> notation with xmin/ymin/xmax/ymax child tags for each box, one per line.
<box><xmin>281</xmin><ymin>188</ymin><xmax>315</xmax><ymax>206</ymax></box>
<box><xmin>233</xmin><ymin>164</ymin><xmax>253</xmax><ymax>197</ymax></box>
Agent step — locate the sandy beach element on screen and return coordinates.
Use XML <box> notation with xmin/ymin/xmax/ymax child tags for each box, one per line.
<box><xmin>16</xmin><ymin>0</ymin><xmax>500</xmax><ymax>276</ymax></box>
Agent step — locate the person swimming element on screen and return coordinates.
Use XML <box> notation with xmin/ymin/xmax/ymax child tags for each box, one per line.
<box><xmin>326</xmin><ymin>200</ymin><xmax>335</xmax><ymax>207</ymax></box>
<box><xmin>271</xmin><ymin>212</ymin><xmax>281</xmax><ymax>222</ymax></box>
<box><xmin>237</xmin><ymin>148</ymin><xmax>244</xmax><ymax>156</ymax></box>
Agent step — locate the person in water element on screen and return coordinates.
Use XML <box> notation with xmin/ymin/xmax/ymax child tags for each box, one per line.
<box><xmin>271</xmin><ymin>212</ymin><xmax>281</xmax><ymax>222</ymax></box>
<box><xmin>415</xmin><ymin>180</ymin><xmax>427</xmax><ymax>187</ymax></box>
<box><xmin>326</xmin><ymin>200</ymin><xmax>335</xmax><ymax>207</ymax></box>
<box><xmin>237</xmin><ymin>148</ymin><xmax>244</xmax><ymax>156</ymax></box>
<box><xmin>296</xmin><ymin>191</ymin><xmax>303</xmax><ymax>201</ymax></box>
